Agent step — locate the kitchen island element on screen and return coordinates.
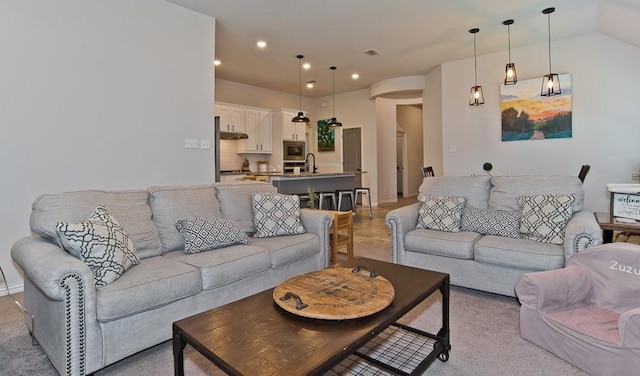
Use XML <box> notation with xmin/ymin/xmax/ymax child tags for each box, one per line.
<box><xmin>253</xmin><ymin>171</ymin><xmax>364</xmax><ymax>195</ymax></box>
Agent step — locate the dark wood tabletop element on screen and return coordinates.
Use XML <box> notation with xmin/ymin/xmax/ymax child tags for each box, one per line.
<box><xmin>595</xmin><ymin>212</ymin><xmax>640</xmax><ymax>243</ymax></box>
<box><xmin>172</xmin><ymin>257</ymin><xmax>449</xmax><ymax>376</ymax></box>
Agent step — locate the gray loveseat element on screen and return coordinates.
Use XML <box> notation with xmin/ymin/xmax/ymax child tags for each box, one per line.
<box><xmin>11</xmin><ymin>182</ymin><xmax>331</xmax><ymax>375</ymax></box>
<box><xmin>385</xmin><ymin>175</ymin><xmax>603</xmax><ymax>297</ymax></box>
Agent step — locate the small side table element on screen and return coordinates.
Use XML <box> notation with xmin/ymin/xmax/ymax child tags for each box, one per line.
<box><xmin>595</xmin><ymin>212</ymin><xmax>640</xmax><ymax>243</ymax></box>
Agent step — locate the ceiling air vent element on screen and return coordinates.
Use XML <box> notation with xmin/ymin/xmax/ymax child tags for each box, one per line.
<box><xmin>362</xmin><ymin>49</ymin><xmax>380</xmax><ymax>56</ymax></box>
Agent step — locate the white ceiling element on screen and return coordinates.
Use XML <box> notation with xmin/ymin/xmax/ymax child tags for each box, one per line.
<box><xmin>166</xmin><ymin>0</ymin><xmax>640</xmax><ymax>98</ymax></box>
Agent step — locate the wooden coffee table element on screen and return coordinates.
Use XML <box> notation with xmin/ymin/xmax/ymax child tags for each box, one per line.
<box><xmin>173</xmin><ymin>257</ymin><xmax>450</xmax><ymax>375</ymax></box>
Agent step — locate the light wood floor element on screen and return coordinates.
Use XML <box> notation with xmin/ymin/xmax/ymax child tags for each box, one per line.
<box><xmin>351</xmin><ymin>196</ymin><xmax>417</xmax><ymax>248</ymax></box>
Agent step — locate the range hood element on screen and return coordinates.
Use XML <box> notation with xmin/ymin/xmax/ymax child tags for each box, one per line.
<box><xmin>220</xmin><ymin>131</ymin><xmax>248</xmax><ymax>140</ymax></box>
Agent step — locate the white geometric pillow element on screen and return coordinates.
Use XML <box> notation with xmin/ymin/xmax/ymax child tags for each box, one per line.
<box><xmin>56</xmin><ymin>205</ymin><xmax>140</xmax><ymax>287</ymax></box>
<box><xmin>416</xmin><ymin>196</ymin><xmax>466</xmax><ymax>232</ymax></box>
<box><xmin>252</xmin><ymin>192</ymin><xmax>306</xmax><ymax>238</ymax></box>
<box><xmin>175</xmin><ymin>217</ymin><xmax>250</xmax><ymax>254</ymax></box>
<box><xmin>517</xmin><ymin>194</ymin><xmax>575</xmax><ymax>245</ymax></box>
<box><xmin>460</xmin><ymin>207</ymin><xmax>521</xmax><ymax>238</ymax></box>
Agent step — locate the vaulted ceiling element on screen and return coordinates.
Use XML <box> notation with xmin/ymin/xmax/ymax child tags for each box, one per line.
<box><xmin>167</xmin><ymin>0</ymin><xmax>640</xmax><ymax>97</ymax></box>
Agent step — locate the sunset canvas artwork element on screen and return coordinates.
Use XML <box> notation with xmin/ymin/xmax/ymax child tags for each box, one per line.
<box><xmin>500</xmin><ymin>73</ymin><xmax>572</xmax><ymax>141</ymax></box>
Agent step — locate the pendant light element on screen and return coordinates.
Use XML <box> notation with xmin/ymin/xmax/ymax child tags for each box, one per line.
<box><xmin>503</xmin><ymin>19</ymin><xmax>517</xmax><ymax>85</ymax></box>
<box><xmin>469</xmin><ymin>28</ymin><xmax>484</xmax><ymax>106</ymax></box>
<box><xmin>541</xmin><ymin>7</ymin><xmax>561</xmax><ymax>96</ymax></box>
<box><xmin>327</xmin><ymin>66</ymin><xmax>343</xmax><ymax>127</ymax></box>
<box><xmin>292</xmin><ymin>55</ymin><xmax>310</xmax><ymax>123</ymax></box>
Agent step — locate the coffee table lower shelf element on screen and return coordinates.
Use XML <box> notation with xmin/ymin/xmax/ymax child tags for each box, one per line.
<box><xmin>329</xmin><ymin>323</ymin><xmax>447</xmax><ymax>376</ymax></box>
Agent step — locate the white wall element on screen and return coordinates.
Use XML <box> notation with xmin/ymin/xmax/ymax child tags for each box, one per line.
<box><xmin>423</xmin><ymin>65</ymin><xmax>444</xmax><ymax>176</ymax></box>
<box><xmin>0</xmin><ymin>1</ymin><xmax>215</xmax><ymax>291</ymax></box>
<box><xmin>435</xmin><ymin>32</ymin><xmax>640</xmax><ymax>212</ymax></box>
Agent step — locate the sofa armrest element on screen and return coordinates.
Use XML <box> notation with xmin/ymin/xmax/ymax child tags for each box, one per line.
<box><xmin>299</xmin><ymin>209</ymin><xmax>332</xmax><ymax>268</ymax></box>
<box><xmin>563</xmin><ymin>210</ymin><xmax>603</xmax><ymax>262</ymax></box>
<box><xmin>385</xmin><ymin>202</ymin><xmax>421</xmax><ymax>264</ymax></box>
<box><xmin>618</xmin><ymin>308</ymin><xmax>640</xmax><ymax>346</ymax></box>
<box><xmin>11</xmin><ymin>236</ymin><xmax>95</xmax><ymax>301</ymax></box>
<box><xmin>515</xmin><ymin>265</ymin><xmax>593</xmax><ymax>312</ymax></box>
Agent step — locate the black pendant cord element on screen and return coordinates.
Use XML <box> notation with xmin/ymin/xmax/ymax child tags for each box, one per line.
<box><xmin>547</xmin><ymin>12</ymin><xmax>552</xmax><ymax>75</ymax></box>
<box><xmin>332</xmin><ymin>69</ymin><xmax>336</xmax><ymax>118</ymax></box>
<box><xmin>298</xmin><ymin>58</ymin><xmax>303</xmax><ymax>112</ymax></box>
<box><xmin>507</xmin><ymin>23</ymin><xmax>512</xmax><ymax>63</ymax></box>
<box><xmin>473</xmin><ymin>33</ymin><xmax>478</xmax><ymax>87</ymax></box>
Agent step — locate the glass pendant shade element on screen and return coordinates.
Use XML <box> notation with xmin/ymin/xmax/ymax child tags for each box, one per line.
<box><xmin>541</xmin><ymin>73</ymin><xmax>560</xmax><ymax>96</ymax></box>
<box><xmin>469</xmin><ymin>28</ymin><xmax>484</xmax><ymax>107</ymax></box>
<box><xmin>540</xmin><ymin>8</ymin><xmax>561</xmax><ymax>96</ymax></box>
<box><xmin>503</xmin><ymin>19</ymin><xmax>517</xmax><ymax>85</ymax></box>
<box><xmin>469</xmin><ymin>86</ymin><xmax>485</xmax><ymax>106</ymax></box>
<box><xmin>328</xmin><ymin>66</ymin><xmax>342</xmax><ymax>127</ymax></box>
<box><xmin>292</xmin><ymin>55</ymin><xmax>310</xmax><ymax>123</ymax></box>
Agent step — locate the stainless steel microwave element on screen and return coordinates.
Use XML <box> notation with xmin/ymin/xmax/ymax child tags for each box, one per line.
<box><xmin>283</xmin><ymin>141</ymin><xmax>305</xmax><ymax>161</ymax></box>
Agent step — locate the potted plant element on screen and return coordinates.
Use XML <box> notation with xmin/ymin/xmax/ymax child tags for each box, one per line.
<box><xmin>307</xmin><ymin>186</ymin><xmax>318</xmax><ymax>209</ymax></box>
<box><xmin>483</xmin><ymin>162</ymin><xmax>493</xmax><ymax>176</ymax></box>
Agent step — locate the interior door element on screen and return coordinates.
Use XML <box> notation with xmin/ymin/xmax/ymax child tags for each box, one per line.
<box><xmin>396</xmin><ymin>132</ymin><xmax>403</xmax><ymax>196</ymax></box>
<box><xmin>343</xmin><ymin>127</ymin><xmax>362</xmax><ymax>193</ymax></box>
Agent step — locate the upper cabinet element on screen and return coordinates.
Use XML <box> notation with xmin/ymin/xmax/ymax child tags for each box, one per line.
<box><xmin>216</xmin><ymin>102</ymin><xmax>273</xmax><ymax>154</ymax></box>
<box><xmin>281</xmin><ymin>110</ymin><xmax>307</xmax><ymax>141</ymax></box>
<box><xmin>216</xmin><ymin>104</ymin><xmax>246</xmax><ymax>133</ymax></box>
<box><xmin>239</xmin><ymin>109</ymin><xmax>272</xmax><ymax>154</ymax></box>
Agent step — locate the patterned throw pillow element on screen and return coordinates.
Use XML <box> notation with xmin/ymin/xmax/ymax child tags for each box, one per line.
<box><xmin>416</xmin><ymin>196</ymin><xmax>466</xmax><ymax>232</ymax></box>
<box><xmin>56</xmin><ymin>205</ymin><xmax>140</xmax><ymax>287</ymax></box>
<box><xmin>460</xmin><ymin>207</ymin><xmax>521</xmax><ymax>238</ymax></box>
<box><xmin>175</xmin><ymin>217</ymin><xmax>250</xmax><ymax>254</ymax></box>
<box><xmin>517</xmin><ymin>194</ymin><xmax>575</xmax><ymax>245</ymax></box>
<box><xmin>252</xmin><ymin>192</ymin><xmax>306</xmax><ymax>238</ymax></box>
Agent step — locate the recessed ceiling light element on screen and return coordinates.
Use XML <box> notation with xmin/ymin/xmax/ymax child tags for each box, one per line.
<box><xmin>256</xmin><ymin>40</ymin><xmax>267</xmax><ymax>48</ymax></box>
<box><xmin>352</xmin><ymin>73</ymin><xmax>359</xmax><ymax>79</ymax></box>
<box><xmin>302</xmin><ymin>62</ymin><xmax>311</xmax><ymax>70</ymax></box>
<box><xmin>214</xmin><ymin>60</ymin><xmax>221</xmax><ymax>66</ymax></box>
<box><xmin>306</xmin><ymin>80</ymin><xmax>316</xmax><ymax>89</ymax></box>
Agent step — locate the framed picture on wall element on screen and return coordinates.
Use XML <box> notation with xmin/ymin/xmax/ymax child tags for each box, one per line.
<box><xmin>500</xmin><ymin>73</ymin><xmax>572</xmax><ymax>141</ymax></box>
<box><xmin>317</xmin><ymin>119</ymin><xmax>335</xmax><ymax>151</ymax></box>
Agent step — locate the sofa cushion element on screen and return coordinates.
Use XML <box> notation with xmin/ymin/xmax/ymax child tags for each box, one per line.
<box><xmin>474</xmin><ymin>235</ymin><xmax>565</xmax><ymax>271</ymax></box>
<box><xmin>95</xmin><ymin>256</ymin><xmax>201</xmax><ymax>322</ymax></box>
<box><xmin>417</xmin><ymin>196</ymin><xmax>466</xmax><ymax>232</ymax></box>
<box><xmin>164</xmin><ymin>246</ymin><xmax>271</xmax><ymax>290</ymax></box>
<box><xmin>405</xmin><ymin>228</ymin><xmax>481</xmax><ymax>259</ymax></box>
<box><xmin>249</xmin><ymin>233</ymin><xmax>320</xmax><ymax>268</ymax></box>
<box><xmin>489</xmin><ymin>176</ymin><xmax>584</xmax><ymax>213</ymax></box>
<box><xmin>56</xmin><ymin>205</ymin><xmax>140</xmax><ymax>287</ymax></box>
<box><xmin>418</xmin><ymin>175</ymin><xmax>491</xmax><ymax>209</ymax></box>
<box><xmin>461</xmin><ymin>207</ymin><xmax>521</xmax><ymax>238</ymax></box>
<box><xmin>147</xmin><ymin>185</ymin><xmax>222</xmax><ymax>253</ymax></box>
<box><xmin>518</xmin><ymin>194</ymin><xmax>575</xmax><ymax>245</ymax></box>
<box><xmin>215</xmin><ymin>182</ymin><xmax>277</xmax><ymax>234</ymax></box>
<box><xmin>175</xmin><ymin>217</ymin><xmax>250</xmax><ymax>254</ymax></box>
<box><xmin>30</xmin><ymin>189</ymin><xmax>161</xmax><ymax>258</ymax></box>
<box><xmin>252</xmin><ymin>192</ymin><xmax>306</xmax><ymax>238</ymax></box>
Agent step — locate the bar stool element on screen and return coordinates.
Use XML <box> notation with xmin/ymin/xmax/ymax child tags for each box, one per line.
<box><xmin>336</xmin><ymin>189</ymin><xmax>356</xmax><ymax>212</ymax></box>
<box><xmin>317</xmin><ymin>191</ymin><xmax>336</xmax><ymax>210</ymax></box>
<box><xmin>296</xmin><ymin>193</ymin><xmax>310</xmax><ymax>209</ymax></box>
<box><xmin>354</xmin><ymin>187</ymin><xmax>373</xmax><ymax>219</ymax></box>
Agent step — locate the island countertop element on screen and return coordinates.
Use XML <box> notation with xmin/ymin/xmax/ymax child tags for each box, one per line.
<box><xmin>259</xmin><ymin>171</ymin><xmax>365</xmax><ymax>195</ymax></box>
<box><xmin>252</xmin><ymin>171</ymin><xmax>366</xmax><ymax>179</ymax></box>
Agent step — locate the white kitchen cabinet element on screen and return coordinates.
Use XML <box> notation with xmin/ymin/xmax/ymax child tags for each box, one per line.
<box><xmin>216</xmin><ymin>104</ymin><xmax>246</xmax><ymax>133</ymax></box>
<box><xmin>281</xmin><ymin>110</ymin><xmax>307</xmax><ymax>141</ymax></box>
<box><xmin>238</xmin><ymin>109</ymin><xmax>272</xmax><ymax>153</ymax></box>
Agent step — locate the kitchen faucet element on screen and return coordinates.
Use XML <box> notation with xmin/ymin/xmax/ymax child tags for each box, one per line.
<box><xmin>305</xmin><ymin>153</ymin><xmax>318</xmax><ymax>173</ymax></box>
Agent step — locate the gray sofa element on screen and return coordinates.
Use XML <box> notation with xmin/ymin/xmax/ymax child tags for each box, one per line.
<box><xmin>11</xmin><ymin>182</ymin><xmax>331</xmax><ymax>376</ymax></box>
<box><xmin>385</xmin><ymin>175</ymin><xmax>603</xmax><ymax>297</ymax></box>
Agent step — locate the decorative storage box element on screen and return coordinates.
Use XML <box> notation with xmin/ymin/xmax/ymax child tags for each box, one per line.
<box><xmin>606</xmin><ymin>184</ymin><xmax>640</xmax><ymax>221</ymax></box>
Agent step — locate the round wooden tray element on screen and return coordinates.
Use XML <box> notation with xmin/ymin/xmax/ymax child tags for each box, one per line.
<box><xmin>273</xmin><ymin>266</ymin><xmax>395</xmax><ymax>320</ymax></box>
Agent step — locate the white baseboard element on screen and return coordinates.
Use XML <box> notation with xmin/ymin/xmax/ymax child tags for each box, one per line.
<box><xmin>0</xmin><ymin>282</ymin><xmax>24</xmax><ymax>296</ymax></box>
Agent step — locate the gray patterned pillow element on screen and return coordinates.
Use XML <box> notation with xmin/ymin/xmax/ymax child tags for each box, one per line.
<box><xmin>461</xmin><ymin>207</ymin><xmax>521</xmax><ymax>238</ymax></box>
<box><xmin>252</xmin><ymin>192</ymin><xmax>306</xmax><ymax>238</ymax></box>
<box><xmin>416</xmin><ymin>196</ymin><xmax>466</xmax><ymax>232</ymax></box>
<box><xmin>517</xmin><ymin>194</ymin><xmax>575</xmax><ymax>245</ymax></box>
<box><xmin>175</xmin><ymin>217</ymin><xmax>250</xmax><ymax>254</ymax></box>
<box><xmin>56</xmin><ymin>205</ymin><xmax>140</xmax><ymax>287</ymax></box>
